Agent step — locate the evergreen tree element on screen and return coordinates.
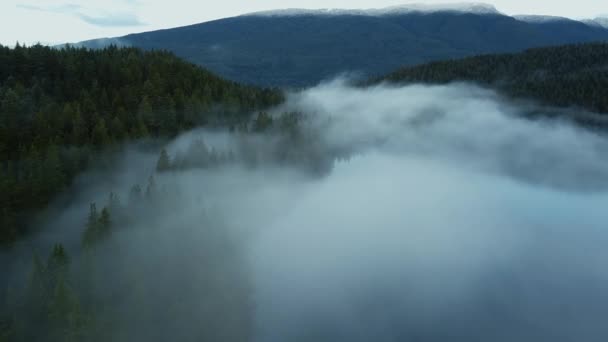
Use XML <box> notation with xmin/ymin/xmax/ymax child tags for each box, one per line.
<box><xmin>47</xmin><ymin>244</ymin><xmax>70</xmax><ymax>285</ymax></box>
<box><xmin>82</xmin><ymin>203</ymin><xmax>100</xmax><ymax>249</ymax></box>
<box><xmin>46</xmin><ymin>246</ymin><xmax>88</xmax><ymax>342</ymax></box>
<box><xmin>156</xmin><ymin>148</ymin><xmax>171</xmax><ymax>172</ymax></box>
<box><xmin>71</xmin><ymin>111</ymin><xmax>87</xmax><ymax>146</ymax></box>
<box><xmin>91</xmin><ymin>118</ymin><xmax>110</xmax><ymax>147</ymax></box>
<box><xmin>253</xmin><ymin>111</ymin><xmax>273</xmax><ymax>132</ymax></box>
<box><xmin>18</xmin><ymin>253</ymin><xmax>51</xmax><ymax>341</ymax></box>
<box><xmin>129</xmin><ymin>184</ymin><xmax>143</xmax><ymax>204</ymax></box>
<box><xmin>99</xmin><ymin>207</ymin><xmax>111</xmax><ymax>239</ymax></box>
<box><xmin>43</xmin><ymin>145</ymin><xmax>66</xmax><ymax>197</ymax></box>
<box><xmin>145</xmin><ymin>176</ymin><xmax>156</xmax><ymax>200</ymax></box>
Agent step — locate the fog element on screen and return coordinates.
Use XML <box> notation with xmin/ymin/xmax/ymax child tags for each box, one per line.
<box><xmin>250</xmin><ymin>81</ymin><xmax>608</xmax><ymax>341</ymax></box>
<box><xmin>6</xmin><ymin>81</ymin><xmax>608</xmax><ymax>341</ymax></box>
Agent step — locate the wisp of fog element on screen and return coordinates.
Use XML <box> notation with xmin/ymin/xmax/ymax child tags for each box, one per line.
<box><xmin>6</xmin><ymin>81</ymin><xmax>608</xmax><ymax>341</ymax></box>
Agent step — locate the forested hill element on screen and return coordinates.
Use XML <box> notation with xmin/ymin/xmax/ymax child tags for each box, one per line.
<box><xmin>0</xmin><ymin>44</ymin><xmax>283</xmax><ymax>245</ymax></box>
<box><xmin>377</xmin><ymin>43</ymin><xmax>608</xmax><ymax>115</ymax></box>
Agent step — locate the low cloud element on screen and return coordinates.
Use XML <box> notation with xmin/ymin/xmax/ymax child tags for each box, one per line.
<box><xmin>251</xmin><ymin>81</ymin><xmax>608</xmax><ymax>341</ymax></box>
<box><xmin>76</xmin><ymin>12</ymin><xmax>144</xmax><ymax>27</ymax></box>
<box><xmin>17</xmin><ymin>3</ymin><xmax>81</xmax><ymax>12</ymax></box>
<box><xmin>17</xmin><ymin>2</ymin><xmax>145</xmax><ymax>27</ymax></box>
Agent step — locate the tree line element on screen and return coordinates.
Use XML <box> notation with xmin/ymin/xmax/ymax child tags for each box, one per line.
<box><xmin>376</xmin><ymin>42</ymin><xmax>608</xmax><ymax>119</ymax></box>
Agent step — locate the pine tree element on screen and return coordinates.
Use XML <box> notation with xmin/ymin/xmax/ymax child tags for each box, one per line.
<box><xmin>129</xmin><ymin>184</ymin><xmax>142</xmax><ymax>204</ymax></box>
<box><xmin>43</xmin><ymin>145</ymin><xmax>66</xmax><ymax>197</ymax></box>
<box><xmin>253</xmin><ymin>111</ymin><xmax>273</xmax><ymax>132</ymax></box>
<box><xmin>71</xmin><ymin>111</ymin><xmax>86</xmax><ymax>146</ymax></box>
<box><xmin>82</xmin><ymin>203</ymin><xmax>100</xmax><ymax>249</ymax></box>
<box><xmin>48</xmin><ymin>277</ymin><xmax>87</xmax><ymax>342</ymax></box>
<box><xmin>138</xmin><ymin>96</ymin><xmax>155</xmax><ymax>132</ymax></box>
<box><xmin>46</xmin><ymin>245</ymin><xmax>76</xmax><ymax>339</ymax></box>
<box><xmin>110</xmin><ymin>116</ymin><xmax>126</xmax><ymax>141</ymax></box>
<box><xmin>47</xmin><ymin>244</ymin><xmax>70</xmax><ymax>286</ymax></box>
<box><xmin>108</xmin><ymin>192</ymin><xmax>120</xmax><ymax>212</ymax></box>
<box><xmin>20</xmin><ymin>253</ymin><xmax>51</xmax><ymax>341</ymax></box>
<box><xmin>132</xmin><ymin>113</ymin><xmax>149</xmax><ymax>139</ymax></box>
<box><xmin>91</xmin><ymin>118</ymin><xmax>110</xmax><ymax>147</ymax></box>
<box><xmin>99</xmin><ymin>207</ymin><xmax>111</xmax><ymax>239</ymax></box>
<box><xmin>156</xmin><ymin>148</ymin><xmax>171</xmax><ymax>172</ymax></box>
<box><xmin>146</xmin><ymin>175</ymin><xmax>156</xmax><ymax>199</ymax></box>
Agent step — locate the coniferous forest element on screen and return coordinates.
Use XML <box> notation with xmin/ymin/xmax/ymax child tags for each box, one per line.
<box><xmin>378</xmin><ymin>43</ymin><xmax>608</xmax><ymax>119</ymax></box>
<box><xmin>0</xmin><ymin>44</ymin><xmax>283</xmax><ymax>245</ymax></box>
<box><xmin>0</xmin><ymin>45</ymin><xmax>284</xmax><ymax>341</ymax></box>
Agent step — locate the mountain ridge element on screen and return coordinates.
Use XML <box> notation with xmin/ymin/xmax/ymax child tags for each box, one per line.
<box><xmin>69</xmin><ymin>4</ymin><xmax>608</xmax><ymax>87</ymax></box>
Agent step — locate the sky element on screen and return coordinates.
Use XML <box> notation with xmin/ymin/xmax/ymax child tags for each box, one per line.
<box><xmin>0</xmin><ymin>0</ymin><xmax>607</xmax><ymax>46</ymax></box>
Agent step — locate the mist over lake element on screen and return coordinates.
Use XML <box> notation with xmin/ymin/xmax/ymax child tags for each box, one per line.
<box><xmin>5</xmin><ymin>81</ymin><xmax>608</xmax><ymax>341</ymax></box>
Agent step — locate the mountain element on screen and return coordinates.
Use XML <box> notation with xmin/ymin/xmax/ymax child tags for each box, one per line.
<box><xmin>376</xmin><ymin>42</ymin><xmax>608</xmax><ymax>125</ymax></box>
<box><xmin>583</xmin><ymin>17</ymin><xmax>608</xmax><ymax>29</ymax></box>
<box><xmin>73</xmin><ymin>3</ymin><xmax>608</xmax><ymax>87</ymax></box>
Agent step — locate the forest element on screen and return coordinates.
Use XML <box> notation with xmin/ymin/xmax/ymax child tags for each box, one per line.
<box><xmin>378</xmin><ymin>42</ymin><xmax>608</xmax><ymax>119</ymax></box>
<box><xmin>0</xmin><ymin>44</ymin><xmax>283</xmax><ymax>245</ymax></box>
<box><xmin>0</xmin><ymin>96</ymin><xmax>322</xmax><ymax>342</ymax></box>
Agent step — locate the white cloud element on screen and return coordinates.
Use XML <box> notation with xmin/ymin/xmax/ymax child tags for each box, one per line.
<box><xmin>17</xmin><ymin>2</ymin><xmax>145</xmax><ymax>28</ymax></box>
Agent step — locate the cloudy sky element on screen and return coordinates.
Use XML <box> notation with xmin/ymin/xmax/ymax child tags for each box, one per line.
<box><xmin>1</xmin><ymin>0</ymin><xmax>606</xmax><ymax>46</ymax></box>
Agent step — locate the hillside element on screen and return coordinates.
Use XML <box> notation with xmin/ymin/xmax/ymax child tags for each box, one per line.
<box><xmin>74</xmin><ymin>4</ymin><xmax>608</xmax><ymax>87</ymax></box>
<box><xmin>0</xmin><ymin>44</ymin><xmax>282</xmax><ymax>245</ymax></box>
<box><xmin>378</xmin><ymin>43</ymin><xmax>608</xmax><ymax>119</ymax></box>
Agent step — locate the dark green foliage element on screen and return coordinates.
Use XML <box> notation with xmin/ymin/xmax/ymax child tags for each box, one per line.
<box><xmin>378</xmin><ymin>42</ymin><xmax>608</xmax><ymax>116</ymax></box>
<box><xmin>0</xmin><ymin>43</ymin><xmax>283</xmax><ymax>245</ymax></box>
<box><xmin>253</xmin><ymin>112</ymin><xmax>274</xmax><ymax>133</ymax></box>
<box><xmin>47</xmin><ymin>244</ymin><xmax>70</xmax><ymax>282</ymax></box>
<box><xmin>82</xmin><ymin>204</ymin><xmax>113</xmax><ymax>249</ymax></box>
<box><xmin>9</xmin><ymin>246</ymin><xmax>90</xmax><ymax>342</ymax></box>
<box><xmin>82</xmin><ymin>204</ymin><xmax>100</xmax><ymax>249</ymax></box>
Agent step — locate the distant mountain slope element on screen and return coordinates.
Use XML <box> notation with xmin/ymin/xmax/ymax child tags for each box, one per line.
<box><xmin>73</xmin><ymin>4</ymin><xmax>608</xmax><ymax>87</ymax></box>
<box><xmin>377</xmin><ymin>42</ymin><xmax>608</xmax><ymax>118</ymax></box>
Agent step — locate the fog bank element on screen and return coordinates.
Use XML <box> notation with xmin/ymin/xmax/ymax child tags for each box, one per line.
<box><xmin>251</xmin><ymin>81</ymin><xmax>608</xmax><ymax>341</ymax></box>
<box><xmin>6</xmin><ymin>81</ymin><xmax>608</xmax><ymax>341</ymax></box>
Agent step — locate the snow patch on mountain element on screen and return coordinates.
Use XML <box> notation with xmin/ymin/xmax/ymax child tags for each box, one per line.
<box><xmin>583</xmin><ymin>17</ymin><xmax>608</xmax><ymax>29</ymax></box>
<box><xmin>514</xmin><ymin>15</ymin><xmax>573</xmax><ymax>23</ymax></box>
<box><xmin>246</xmin><ymin>3</ymin><xmax>502</xmax><ymax>17</ymax></box>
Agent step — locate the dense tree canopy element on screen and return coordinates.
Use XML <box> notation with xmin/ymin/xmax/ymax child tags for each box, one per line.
<box><xmin>377</xmin><ymin>43</ymin><xmax>608</xmax><ymax>116</ymax></box>
<box><xmin>0</xmin><ymin>43</ymin><xmax>283</xmax><ymax>245</ymax></box>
